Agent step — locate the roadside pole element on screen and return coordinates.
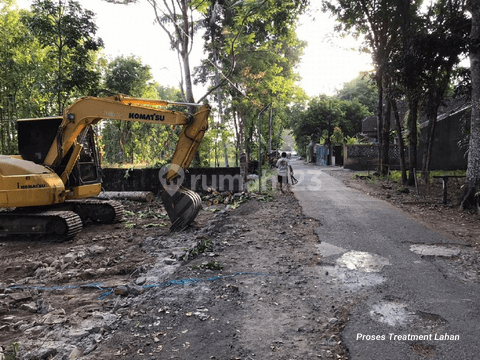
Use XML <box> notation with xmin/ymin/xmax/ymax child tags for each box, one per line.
<box><xmin>258</xmin><ymin>104</ymin><xmax>270</xmax><ymax>193</ymax></box>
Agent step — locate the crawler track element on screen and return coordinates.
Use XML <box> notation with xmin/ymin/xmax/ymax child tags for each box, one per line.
<box><xmin>0</xmin><ymin>210</ymin><xmax>83</xmax><ymax>240</ymax></box>
<box><xmin>0</xmin><ymin>199</ymin><xmax>124</xmax><ymax>240</ymax></box>
<box><xmin>67</xmin><ymin>199</ymin><xmax>125</xmax><ymax>224</ymax></box>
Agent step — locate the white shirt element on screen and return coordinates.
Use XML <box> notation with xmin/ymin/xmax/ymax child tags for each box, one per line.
<box><xmin>276</xmin><ymin>157</ymin><xmax>290</xmax><ymax>176</ymax></box>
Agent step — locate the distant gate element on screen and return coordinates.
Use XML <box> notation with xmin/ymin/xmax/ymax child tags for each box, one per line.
<box><xmin>315</xmin><ymin>145</ymin><xmax>329</xmax><ymax>166</ymax></box>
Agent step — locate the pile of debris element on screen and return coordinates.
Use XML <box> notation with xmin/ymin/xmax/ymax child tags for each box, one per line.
<box><xmin>202</xmin><ymin>189</ymin><xmax>249</xmax><ymax>208</ymax></box>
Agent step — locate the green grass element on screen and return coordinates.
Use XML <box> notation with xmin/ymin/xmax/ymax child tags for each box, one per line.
<box><xmin>189</xmin><ymin>261</ymin><xmax>223</xmax><ymax>271</ymax></box>
<box><xmin>354</xmin><ymin>170</ymin><xmax>466</xmax><ymax>185</ymax></box>
<box><xmin>247</xmin><ymin>168</ymin><xmax>276</xmax><ymax>195</ymax></box>
<box><xmin>4</xmin><ymin>342</ymin><xmax>20</xmax><ymax>360</ymax></box>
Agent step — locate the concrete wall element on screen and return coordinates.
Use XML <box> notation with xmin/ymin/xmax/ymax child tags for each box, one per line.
<box><xmin>418</xmin><ymin>106</ymin><xmax>470</xmax><ymax>171</ymax></box>
<box><xmin>344</xmin><ymin>144</ymin><xmax>403</xmax><ymax>171</ymax></box>
<box><xmin>101</xmin><ymin>167</ymin><xmax>243</xmax><ymax>194</ymax></box>
<box><xmin>346</xmin><ymin>106</ymin><xmax>470</xmax><ymax>171</ymax></box>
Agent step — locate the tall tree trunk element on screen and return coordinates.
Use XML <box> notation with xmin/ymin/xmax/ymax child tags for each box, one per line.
<box><xmin>422</xmin><ymin>108</ymin><xmax>438</xmax><ymax>184</ymax></box>
<box><xmin>0</xmin><ymin>99</ymin><xmax>4</xmax><ymax>153</ymax></box>
<box><xmin>407</xmin><ymin>98</ymin><xmax>419</xmax><ymax>186</ymax></box>
<box><xmin>391</xmin><ymin>98</ymin><xmax>408</xmax><ymax>184</ymax></box>
<box><xmin>376</xmin><ymin>71</ymin><xmax>384</xmax><ymax>173</ymax></box>
<box><xmin>213</xmin><ymin>53</ymin><xmax>229</xmax><ymax>167</ymax></box>
<box><xmin>381</xmin><ymin>89</ymin><xmax>391</xmax><ymax>175</ymax></box>
<box><xmin>180</xmin><ymin>0</ymin><xmax>194</xmax><ymax>106</ymax></box>
<box><xmin>233</xmin><ymin>109</ymin><xmax>240</xmax><ymax>167</ymax></box>
<box><xmin>462</xmin><ymin>0</ymin><xmax>480</xmax><ymax>213</ymax></box>
<box><xmin>209</xmin><ymin>3</ymin><xmax>229</xmax><ymax>167</ymax></box>
<box><xmin>422</xmin><ymin>66</ymin><xmax>454</xmax><ymax>183</ymax></box>
<box><xmin>327</xmin><ymin>116</ymin><xmax>333</xmax><ymax>165</ymax></box>
<box><xmin>181</xmin><ymin>50</ymin><xmax>195</xmax><ymax>106</ymax></box>
<box><xmin>268</xmin><ymin>107</ymin><xmax>272</xmax><ymax>153</ymax></box>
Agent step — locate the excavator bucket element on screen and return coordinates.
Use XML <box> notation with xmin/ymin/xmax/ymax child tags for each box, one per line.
<box><xmin>161</xmin><ymin>186</ymin><xmax>202</xmax><ymax>232</ymax></box>
<box><xmin>159</xmin><ymin>104</ymin><xmax>210</xmax><ymax>231</ymax></box>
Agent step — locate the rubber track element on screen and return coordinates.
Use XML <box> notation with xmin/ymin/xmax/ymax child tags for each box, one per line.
<box><xmin>67</xmin><ymin>199</ymin><xmax>125</xmax><ymax>223</ymax></box>
<box><xmin>52</xmin><ymin>211</ymin><xmax>84</xmax><ymax>238</ymax></box>
<box><xmin>0</xmin><ymin>210</ymin><xmax>83</xmax><ymax>240</ymax></box>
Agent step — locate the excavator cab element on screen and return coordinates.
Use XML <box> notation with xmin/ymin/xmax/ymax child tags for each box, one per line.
<box><xmin>18</xmin><ymin>118</ymin><xmax>101</xmax><ymax>187</ymax></box>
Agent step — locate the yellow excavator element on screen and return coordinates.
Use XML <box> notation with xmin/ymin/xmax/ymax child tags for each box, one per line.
<box><xmin>0</xmin><ymin>94</ymin><xmax>210</xmax><ymax>239</ymax></box>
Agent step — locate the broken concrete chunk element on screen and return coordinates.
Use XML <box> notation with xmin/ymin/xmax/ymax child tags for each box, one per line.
<box><xmin>79</xmin><ymin>269</ymin><xmax>96</xmax><ymax>280</ymax></box>
<box><xmin>135</xmin><ymin>277</ymin><xmax>146</xmax><ymax>285</ymax></box>
<box><xmin>20</xmin><ymin>302</ymin><xmax>38</xmax><ymax>313</ymax></box>
<box><xmin>88</xmin><ymin>245</ymin><xmax>106</xmax><ymax>254</ymax></box>
<box><xmin>114</xmin><ymin>285</ymin><xmax>129</xmax><ymax>296</ymax></box>
<box><xmin>8</xmin><ymin>292</ymin><xmax>33</xmax><ymax>303</ymax></box>
<box><xmin>24</xmin><ymin>347</ymin><xmax>57</xmax><ymax>360</ymax></box>
<box><xmin>36</xmin><ymin>299</ymin><xmax>54</xmax><ymax>314</ymax></box>
<box><xmin>50</xmin><ymin>259</ymin><xmax>63</xmax><ymax>269</ymax></box>
<box><xmin>24</xmin><ymin>325</ymin><xmax>46</xmax><ymax>335</ymax></box>
<box><xmin>162</xmin><ymin>258</ymin><xmax>177</xmax><ymax>265</ymax></box>
<box><xmin>69</xmin><ymin>329</ymin><xmax>89</xmax><ymax>338</ymax></box>
<box><xmin>126</xmin><ymin>284</ymin><xmax>144</xmax><ymax>296</ymax></box>
<box><xmin>69</xmin><ymin>347</ymin><xmax>83</xmax><ymax>360</ymax></box>
<box><xmin>63</xmin><ymin>253</ymin><xmax>77</xmax><ymax>263</ymax></box>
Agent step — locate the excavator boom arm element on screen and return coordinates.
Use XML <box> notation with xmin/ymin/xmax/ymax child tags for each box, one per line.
<box><xmin>43</xmin><ymin>95</ymin><xmax>210</xmax><ymax>182</ymax></box>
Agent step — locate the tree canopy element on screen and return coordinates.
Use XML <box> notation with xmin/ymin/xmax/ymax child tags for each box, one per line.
<box><xmin>26</xmin><ymin>0</ymin><xmax>103</xmax><ymax>114</ymax></box>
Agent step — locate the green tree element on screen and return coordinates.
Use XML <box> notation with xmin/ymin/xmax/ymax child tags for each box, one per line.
<box><xmin>339</xmin><ymin>98</ymin><xmax>371</xmax><ymax>136</ymax></box>
<box><xmin>105</xmin><ymin>55</ymin><xmax>152</xmax><ymax>96</ymax></box>
<box><xmin>323</xmin><ymin>0</ymin><xmax>406</xmax><ymax>175</ymax></box>
<box><xmin>102</xmin><ymin>56</ymin><xmax>154</xmax><ymax>164</ymax></box>
<box><xmin>0</xmin><ymin>1</ymin><xmax>49</xmax><ymax>153</ymax></box>
<box><xmin>291</xmin><ymin>94</ymin><xmax>369</xmax><ymax>162</ymax></box>
<box><xmin>100</xmin><ymin>56</ymin><xmax>182</xmax><ymax>166</ymax></box>
<box><xmin>417</xmin><ymin>0</ymin><xmax>470</xmax><ymax>178</ymax></box>
<box><xmin>336</xmin><ymin>73</ymin><xmax>378</xmax><ymax>114</ymax></box>
<box><xmin>203</xmin><ymin>0</ymin><xmax>308</xmax><ymax>165</ymax></box>
<box><xmin>0</xmin><ymin>1</ymin><xmax>24</xmax><ymax>154</ymax></box>
<box><xmin>293</xmin><ymin>95</ymin><xmax>345</xmax><ymax>165</ymax></box>
<box><xmin>285</xmin><ymin>102</ymin><xmax>308</xmax><ymax>156</ymax></box>
<box><xmin>388</xmin><ymin>0</ymin><xmax>469</xmax><ymax>185</ymax></box>
<box><xmin>26</xmin><ymin>0</ymin><xmax>103</xmax><ymax>115</ymax></box>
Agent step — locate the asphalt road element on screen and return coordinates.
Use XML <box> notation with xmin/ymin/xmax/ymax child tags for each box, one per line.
<box><xmin>291</xmin><ymin>159</ymin><xmax>480</xmax><ymax>360</ymax></box>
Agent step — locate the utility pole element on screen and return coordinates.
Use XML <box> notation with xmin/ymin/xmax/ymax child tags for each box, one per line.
<box><xmin>268</xmin><ymin>107</ymin><xmax>273</xmax><ymax>153</ymax></box>
<box><xmin>258</xmin><ymin>104</ymin><xmax>270</xmax><ymax>193</ymax></box>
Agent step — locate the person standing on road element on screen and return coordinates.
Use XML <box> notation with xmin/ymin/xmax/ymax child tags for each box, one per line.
<box><xmin>276</xmin><ymin>152</ymin><xmax>293</xmax><ymax>193</ymax></box>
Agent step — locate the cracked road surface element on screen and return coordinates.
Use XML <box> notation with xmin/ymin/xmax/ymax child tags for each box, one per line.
<box><xmin>292</xmin><ymin>159</ymin><xmax>480</xmax><ymax>359</ymax></box>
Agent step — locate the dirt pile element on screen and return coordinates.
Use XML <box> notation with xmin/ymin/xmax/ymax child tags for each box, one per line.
<box><xmin>0</xmin><ymin>199</ymin><xmax>213</xmax><ymax>359</ymax></box>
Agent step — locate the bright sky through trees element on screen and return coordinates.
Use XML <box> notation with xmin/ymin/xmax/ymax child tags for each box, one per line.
<box><xmin>16</xmin><ymin>0</ymin><xmax>373</xmax><ymax>97</ymax></box>
<box><xmin>297</xmin><ymin>8</ymin><xmax>373</xmax><ymax>96</ymax></box>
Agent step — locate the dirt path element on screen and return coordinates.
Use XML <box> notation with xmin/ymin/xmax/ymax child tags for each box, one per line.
<box><xmin>79</xmin><ymin>193</ymin><xmax>351</xmax><ymax>359</ymax></box>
